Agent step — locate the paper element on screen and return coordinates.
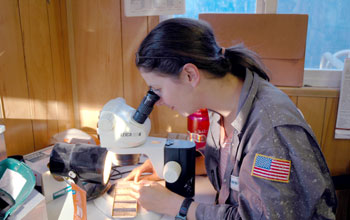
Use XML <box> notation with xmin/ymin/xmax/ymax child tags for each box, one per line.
<box><xmin>335</xmin><ymin>58</ymin><xmax>350</xmax><ymax>139</ymax></box>
<box><xmin>124</xmin><ymin>0</ymin><xmax>185</xmax><ymax>17</ymax></box>
<box><xmin>0</xmin><ymin>168</ymin><xmax>27</xmax><ymax>200</ymax></box>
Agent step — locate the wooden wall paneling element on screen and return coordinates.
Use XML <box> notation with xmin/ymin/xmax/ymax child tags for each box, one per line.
<box><xmin>297</xmin><ymin>97</ymin><xmax>326</xmax><ymax>146</ymax></box>
<box><xmin>0</xmin><ymin>97</ymin><xmax>3</xmax><ymax>121</ymax></box>
<box><xmin>2</xmin><ymin>120</ymin><xmax>35</xmax><ymax>156</ymax></box>
<box><xmin>151</xmin><ymin>106</ymin><xmax>187</xmax><ymax>136</ymax></box>
<box><xmin>70</xmin><ymin>0</ymin><xmax>124</xmax><ymax>133</ymax></box>
<box><xmin>47</xmin><ymin>0</ymin><xmax>75</xmax><ymax>133</ymax></box>
<box><xmin>121</xmin><ymin>1</ymin><xmax>149</xmax><ymax>109</ymax></box>
<box><xmin>321</xmin><ymin>98</ymin><xmax>350</xmax><ymax>176</ymax></box>
<box><xmin>19</xmin><ymin>0</ymin><xmax>59</xmax><ymax>150</ymax></box>
<box><xmin>65</xmin><ymin>0</ymin><xmax>80</xmax><ymax>129</ymax></box>
<box><xmin>0</xmin><ymin>96</ymin><xmax>6</xmax><ymax>159</ymax></box>
<box><xmin>147</xmin><ymin>16</ymin><xmax>159</xmax><ymax>31</ymax></box>
<box><xmin>0</xmin><ymin>0</ymin><xmax>34</xmax><ymax>156</ymax></box>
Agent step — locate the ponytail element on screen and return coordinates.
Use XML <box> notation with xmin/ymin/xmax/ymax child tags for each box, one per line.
<box><xmin>224</xmin><ymin>44</ymin><xmax>270</xmax><ymax>81</ymax></box>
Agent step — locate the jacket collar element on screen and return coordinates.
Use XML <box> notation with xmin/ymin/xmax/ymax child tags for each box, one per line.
<box><xmin>231</xmin><ymin>69</ymin><xmax>258</xmax><ymax>133</ymax></box>
<box><xmin>208</xmin><ymin>69</ymin><xmax>259</xmax><ymax>146</ymax></box>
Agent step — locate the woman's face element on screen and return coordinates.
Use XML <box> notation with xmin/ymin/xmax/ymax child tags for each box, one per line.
<box><xmin>140</xmin><ymin>69</ymin><xmax>198</xmax><ymax>117</ymax></box>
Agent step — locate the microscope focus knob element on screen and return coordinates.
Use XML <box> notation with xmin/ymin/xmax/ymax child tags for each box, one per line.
<box><xmin>163</xmin><ymin>161</ymin><xmax>181</xmax><ymax>183</ymax></box>
<box><xmin>98</xmin><ymin>112</ymin><xmax>115</xmax><ymax>131</ymax></box>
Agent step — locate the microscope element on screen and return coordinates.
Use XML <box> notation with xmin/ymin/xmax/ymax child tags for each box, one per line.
<box><xmin>97</xmin><ymin>90</ymin><xmax>196</xmax><ymax>198</ymax></box>
<box><xmin>49</xmin><ymin>89</ymin><xmax>196</xmax><ymax>219</ymax></box>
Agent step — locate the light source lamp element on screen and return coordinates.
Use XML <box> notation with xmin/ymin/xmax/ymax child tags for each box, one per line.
<box><xmin>49</xmin><ymin>143</ymin><xmax>115</xmax><ymax>200</ymax></box>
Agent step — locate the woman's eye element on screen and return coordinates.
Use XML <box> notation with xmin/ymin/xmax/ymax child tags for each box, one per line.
<box><xmin>150</xmin><ymin>87</ymin><xmax>161</xmax><ymax>95</ymax></box>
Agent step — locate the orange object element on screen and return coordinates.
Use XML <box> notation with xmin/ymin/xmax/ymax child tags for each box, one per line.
<box><xmin>71</xmin><ymin>183</ymin><xmax>87</xmax><ymax>220</ymax></box>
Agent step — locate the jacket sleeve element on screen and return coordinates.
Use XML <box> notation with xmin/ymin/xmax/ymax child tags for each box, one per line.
<box><xmin>196</xmin><ymin>125</ymin><xmax>336</xmax><ymax>220</ymax></box>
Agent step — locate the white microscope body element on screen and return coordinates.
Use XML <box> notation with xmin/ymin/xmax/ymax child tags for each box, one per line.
<box><xmin>97</xmin><ymin>94</ymin><xmax>185</xmax><ymax>183</ymax></box>
<box><xmin>96</xmin><ymin>91</ymin><xmax>195</xmax><ymax>219</ymax></box>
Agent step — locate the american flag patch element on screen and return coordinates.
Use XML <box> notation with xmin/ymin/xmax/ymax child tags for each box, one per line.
<box><xmin>251</xmin><ymin>154</ymin><xmax>291</xmax><ymax>183</ymax></box>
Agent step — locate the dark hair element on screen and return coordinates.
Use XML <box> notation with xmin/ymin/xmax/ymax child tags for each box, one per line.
<box><xmin>136</xmin><ymin>18</ymin><xmax>269</xmax><ymax>81</ymax></box>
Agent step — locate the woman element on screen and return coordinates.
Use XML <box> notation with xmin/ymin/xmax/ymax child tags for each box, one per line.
<box><xmin>125</xmin><ymin>18</ymin><xmax>337</xmax><ymax>219</ymax></box>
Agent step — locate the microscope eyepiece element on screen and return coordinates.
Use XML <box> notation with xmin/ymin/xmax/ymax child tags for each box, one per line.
<box><xmin>133</xmin><ymin>89</ymin><xmax>160</xmax><ymax>124</ymax></box>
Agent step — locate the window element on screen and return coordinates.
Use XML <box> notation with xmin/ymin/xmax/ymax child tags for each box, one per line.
<box><xmin>174</xmin><ymin>0</ymin><xmax>350</xmax><ymax>78</ymax></box>
<box><xmin>277</xmin><ymin>0</ymin><xmax>350</xmax><ymax>70</ymax></box>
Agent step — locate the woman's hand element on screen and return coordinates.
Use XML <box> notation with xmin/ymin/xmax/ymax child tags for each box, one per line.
<box><xmin>129</xmin><ymin>181</ymin><xmax>183</xmax><ymax>216</ymax></box>
<box><xmin>124</xmin><ymin>159</ymin><xmax>161</xmax><ymax>182</ymax></box>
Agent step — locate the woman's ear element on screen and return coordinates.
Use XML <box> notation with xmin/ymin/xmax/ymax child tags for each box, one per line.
<box><xmin>182</xmin><ymin>63</ymin><xmax>200</xmax><ymax>87</ymax></box>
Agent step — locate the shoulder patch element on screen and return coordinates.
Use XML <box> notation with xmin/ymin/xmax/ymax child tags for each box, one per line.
<box><xmin>251</xmin><ymin>153</ymin><xmax>291</xmax><ymax>183</ymax></box>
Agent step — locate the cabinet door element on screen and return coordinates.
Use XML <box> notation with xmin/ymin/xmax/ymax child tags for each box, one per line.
<box><xmin>297</xmin><ymin>97</ymin><xmax>326</xmax><ymax>145</ymax></box>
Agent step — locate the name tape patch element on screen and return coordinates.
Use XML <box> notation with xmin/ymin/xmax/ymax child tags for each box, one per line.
<box><xmin>230</xmin><ymin>175</ymin><xmax>239</xmax><ymax>191</ymax></box>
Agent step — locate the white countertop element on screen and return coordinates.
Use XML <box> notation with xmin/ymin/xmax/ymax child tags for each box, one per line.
<box><xmin>47</xmin><ymin>163</ymin><xmax>216</xmax><ymax>220</ymax></box>
<box><xmin>89</xmin><ymin>175</ymin><xmax>216</xmax><ymax>220</ymax></box>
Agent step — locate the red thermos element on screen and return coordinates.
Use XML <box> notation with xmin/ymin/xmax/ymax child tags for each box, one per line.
<box><xmin>187</xmin><ymin>109</ymin><xmax>210</xmax><ymax>149</ymax></box>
